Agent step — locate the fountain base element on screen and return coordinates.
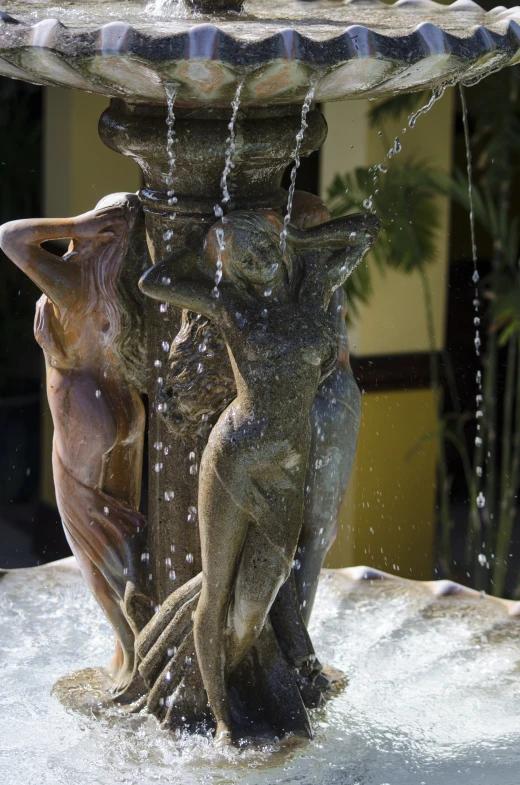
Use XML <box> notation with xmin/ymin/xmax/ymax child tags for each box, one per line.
<box><xmin>2</xmin><ymin>558</ymin><xmax>520</xmax><ymax>784</ymax></box>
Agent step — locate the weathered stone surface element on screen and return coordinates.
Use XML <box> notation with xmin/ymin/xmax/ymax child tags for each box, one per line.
<box><xmin>0</xmin><ymin>0</ymin><xmax>519</xmax><ymax>105</ymax></box>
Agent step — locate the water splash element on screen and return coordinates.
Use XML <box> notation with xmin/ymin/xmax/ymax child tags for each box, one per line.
<box><xmin>145</xmin><ymin>0</ymin><xmax>193</xmax><ymax>19</ymax></box>
<box><xmin>3</xmin><ymin>562</ymin><xmax>520</xmax><ymax>784</ymax></box>
<box><xmin>211</xmin><ymin>79</ymin><xmax>244</xmax><ymax>298</ymax></box>
<box><xmin>280</xmin><ymin>77</ymin><xmax>318</xmax><ymax>253</ymax></box>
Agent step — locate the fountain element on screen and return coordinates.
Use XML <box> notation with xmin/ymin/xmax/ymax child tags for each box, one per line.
<box><xmin>1</xmin><ymin>0</ymin><xmax>520</xmax><ymax>777</ymax></box>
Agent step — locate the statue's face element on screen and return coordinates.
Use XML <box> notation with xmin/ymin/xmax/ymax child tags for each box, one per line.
<box><xmin>227</xmin><ymin>226</ymin><xmax>283</xmax><ymax>287</ymax></box>
<box><xmin>207</xmin><ymin>211</ymin><xmax>291</xmax><ymax>299</ymax></box>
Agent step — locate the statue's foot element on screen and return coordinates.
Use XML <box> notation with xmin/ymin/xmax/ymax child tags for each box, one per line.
<box><xmin>214</xmin><ymin>723</ymin><xmax>233</xmax><ymax>748</ymax></box>
<box><xmin>112</xmin><ymin>665</ymin><xmax>134</xmax><ymax>694</ymax></box>
<box><xmin>314</xmin><ymin>663</ymin><xmax>347</xmax><ymax>695</ymax></box>
<box><xmin>112</xmin><ymin>665</ymin><xmax>148</xmax><ymax>705</ymax></box>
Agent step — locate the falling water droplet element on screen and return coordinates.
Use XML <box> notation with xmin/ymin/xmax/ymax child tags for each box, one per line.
<box><xmin>477</xmin><ymin>492</ymin><xmax>485</xmax><ymax>509</ymax></box>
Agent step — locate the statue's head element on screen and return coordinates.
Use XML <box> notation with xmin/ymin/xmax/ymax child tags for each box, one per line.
<box><xmin>205</xmin><ymin>210</ymin><xmax>295</xmax><ymax>300</ymax></box>
<box><xmin>95</xmin><ymin>191</ymin><xmax>140</xmax><ymax>222</ymax></box>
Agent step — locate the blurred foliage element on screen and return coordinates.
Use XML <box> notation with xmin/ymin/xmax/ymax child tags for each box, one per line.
<box><xmin>327</xmin><ymin>158</ymin><xmax>441</xmax><ymax>317</ymax></box>
<box><xmin>328</xmin><ymin>69</ymin><xmax>520</xmax><ymax>597</ymax></box>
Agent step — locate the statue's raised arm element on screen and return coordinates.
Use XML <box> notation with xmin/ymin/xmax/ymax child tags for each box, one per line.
<box><xmin>289</xmin><ymin>213</ymin><xmax>381</xmax><ymax>312</ymax></box>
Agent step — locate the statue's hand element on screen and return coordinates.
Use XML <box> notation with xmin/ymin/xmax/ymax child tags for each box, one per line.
<box><xmin>73</xmin><ymin>206</ymin><xmax>126</xmax><ymax>240</ymax></box>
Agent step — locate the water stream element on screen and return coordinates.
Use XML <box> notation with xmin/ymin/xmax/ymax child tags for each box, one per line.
<box><xmin>150</xmin><ymin>82</ymin><xmax>180</xmax><ymax>590</ymax></box>
<box><xmin>211</xmin><ymin>78</ymin><xmax>244</xmax><ymax>298</ymax></box>
<box><xmin>460</xmin><ymin>84</ymin><xmax>487</xmax><ymax>559</ymax></box>
<box><xmin>363</xmin><ymin>84</ymin><xmax>450</xmax><ymax>215</ymax></box>
<box><xmin>280</xmin><ymin>78</ymin><xmax>318</xmax><ymax>254</ymax></box>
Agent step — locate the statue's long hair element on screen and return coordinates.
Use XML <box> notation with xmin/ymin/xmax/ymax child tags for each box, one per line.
<box><xmin>114</xmin><ymin>205</ymin><xmax>149</xmax><ymax>393</ymax></box>
<box><xmin>60</xmin><ymin>193</ymin><xmax>148</xmax><ymax>392</ymax></box>
<box><xmin>160</xmin><ymin>312</ymin><xmax>235</xmax><ymax>443</ymax></box>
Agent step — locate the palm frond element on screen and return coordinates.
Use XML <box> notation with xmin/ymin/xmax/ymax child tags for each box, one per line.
<box><xmin>367</xmin><ymin>91</ymin><xmax>430</xmax><ymax>128</ymax></box>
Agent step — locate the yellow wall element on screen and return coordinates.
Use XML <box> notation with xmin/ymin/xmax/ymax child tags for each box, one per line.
<box><xmin>321</xmin><ymin>90</ymin><xmax>454</xmax><ymax>355</ymax></box>
<box><xmin>40</xmin><ymin>88</ymin><xmax>141</xmax><ymax>506</ymax></box>
<box><xmin>44</xmin><ymin>88</ymin><xmax>141</xmax><ymax>217</ymax></box>
<box><xmin>326</xmin><ymin>389</ymin><xmax>439</xmax><ymax>579</ymax></box>
<box><xmin>321</xmin><ymin>92</ymin><xmax>454</xmax><ymax>576</ymax></box>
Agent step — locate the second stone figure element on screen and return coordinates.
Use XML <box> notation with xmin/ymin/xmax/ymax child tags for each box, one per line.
<box><xmin>139</xmin><ymin>208</ymin><xmax>380</xmax><ymax>744</ymax></box>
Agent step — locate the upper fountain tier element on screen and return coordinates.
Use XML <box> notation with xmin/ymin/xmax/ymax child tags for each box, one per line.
<box><xmin>0</xmin><ymin>0</ymin><xmax>519</xmax><ymax>106</ymax></box>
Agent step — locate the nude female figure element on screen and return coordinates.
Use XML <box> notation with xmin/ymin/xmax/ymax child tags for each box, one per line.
<box><xmin>0</xmin><ymin>193</ymin><xmax>148</xmax><ymax>690</ymax></box>
<box><xmin>140</xmin><ymin>209</ymin><xmax>380</xmax><ymax>742</ymax></box>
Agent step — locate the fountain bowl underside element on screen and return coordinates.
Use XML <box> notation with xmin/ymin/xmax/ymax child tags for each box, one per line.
<box><xmin>1</xmin><ymin>557</ymin><xmax>520</xmax><ymax>785</ymax></box>
<box><xmin>0</xmin><ymin>0</ymin><xmax>520</xmax><ymax>105</ymax></box>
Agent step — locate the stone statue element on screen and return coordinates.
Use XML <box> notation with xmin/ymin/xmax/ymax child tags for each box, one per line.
<box><xmin>0</xmin><ymin>193</ymin><xmax>150</xmax><ymax>691</ymax></box>
<box><xmin>157</xmin><ymin>191</ymin><xmax>362</xmax><ymax>625</ymax></box>
<box><xmin>139</xmin><ymin>208</ymin><xmax>380</xmax><ymax>743</ymax></box>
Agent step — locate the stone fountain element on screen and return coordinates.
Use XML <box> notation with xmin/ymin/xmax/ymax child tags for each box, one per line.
<box><xmin>1</xmin><ymin>0</ymin><xmax>520</xmax><ymax>777</ymax></box>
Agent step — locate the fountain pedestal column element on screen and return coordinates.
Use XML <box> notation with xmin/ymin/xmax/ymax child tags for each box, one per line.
<box><xmin>99</xmin><ymin>100</ymin><xmax>328</xmax><ymax>606</ymax></box>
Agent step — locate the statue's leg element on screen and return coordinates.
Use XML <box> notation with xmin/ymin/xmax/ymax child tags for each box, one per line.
<box><xmin>53</xmin><ymin>451</ymin><xmax>147</xmax><ymax>688</ymax></box>
<box><xmin>194</xmin><ymin>466</ymin><xmax>252</xmax><ymax>741</ymax></box>
<box><xmin>64</xmin><ymin>533</ymin><xmax>136</xmax><ymax>688</ymax></box>
<box><xmin>228</xmin><ymin>525</ymin><xmax>291</xmax><ymax>673</ymax></box>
